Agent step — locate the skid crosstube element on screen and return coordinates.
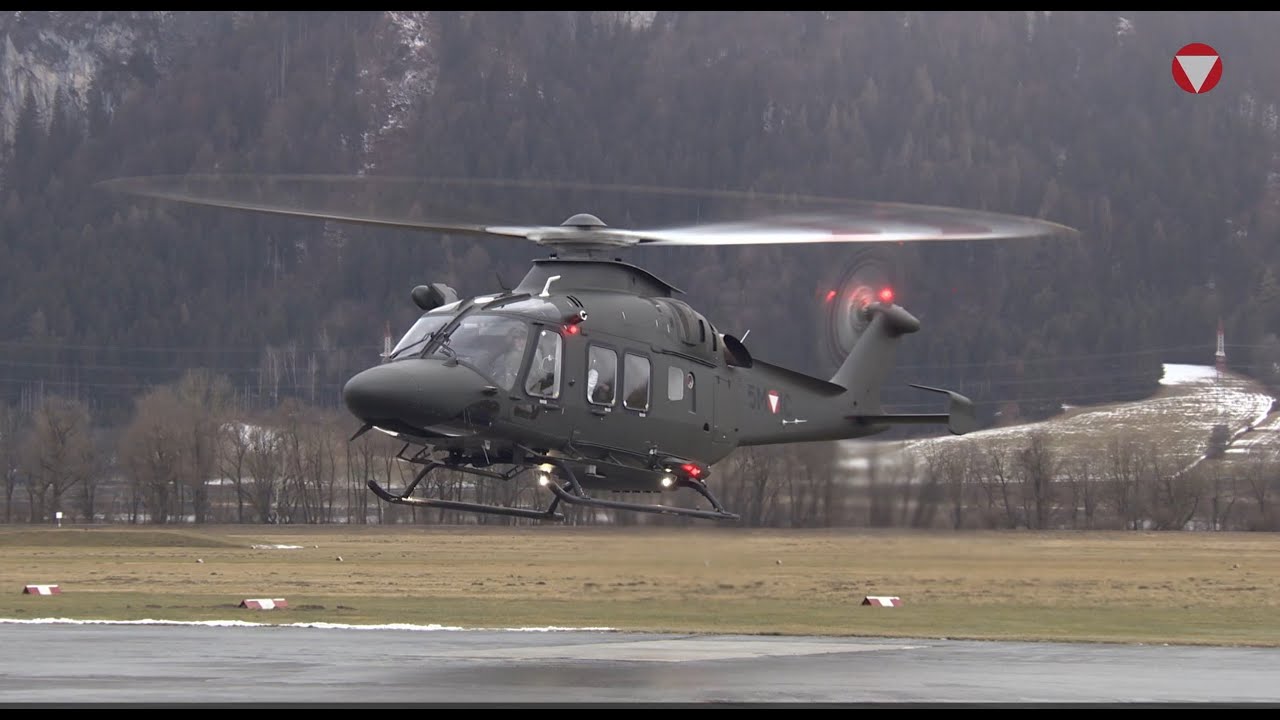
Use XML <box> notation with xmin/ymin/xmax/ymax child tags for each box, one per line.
<box><xmin>364</xmin><ymin>449</ymin><xmax>740</xmax><ymax>522</ymax></box>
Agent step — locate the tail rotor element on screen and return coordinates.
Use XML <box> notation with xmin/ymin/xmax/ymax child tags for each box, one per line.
<box><xmin>820</xmin><ymin>249</ymin><xmax>900</xmax><ymax>369</ymax></box>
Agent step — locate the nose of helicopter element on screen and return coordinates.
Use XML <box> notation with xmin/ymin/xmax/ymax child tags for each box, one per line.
<box><xmin>342</xmin><ymin>359</ymin><xmax>495</xmax><ymax>429</ymax></box>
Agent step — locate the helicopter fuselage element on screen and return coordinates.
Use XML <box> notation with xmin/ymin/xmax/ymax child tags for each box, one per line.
<box><xmin>342</xmin><ymin>257</ymin><xmax>964</xmax><ymax>494</ymax></box>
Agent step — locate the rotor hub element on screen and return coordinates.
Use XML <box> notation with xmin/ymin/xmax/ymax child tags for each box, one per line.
<box><xmin>561</xmin><ymin>213</ymin><xmax>607</xmax><ymax>228</ymax></box>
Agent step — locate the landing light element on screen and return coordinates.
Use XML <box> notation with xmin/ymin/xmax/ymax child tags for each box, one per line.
<box><xmin>536</xmin><ymin>463</ymin><xmax>554</xmax><ymax>487</ymax></box>
<box><xmin>661</xmin><ymin>475</ymin><xmax>674</xmax><ymax>488</ymax></box>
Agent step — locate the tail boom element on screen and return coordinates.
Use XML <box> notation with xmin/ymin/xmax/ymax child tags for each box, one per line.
<box><xmin>733</xmin><ymin>302</ymin><xmax>976</xmax><ymax>446</ymax></box>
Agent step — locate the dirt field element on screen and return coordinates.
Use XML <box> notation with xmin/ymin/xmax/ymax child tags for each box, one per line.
<box><xmin>2</xmin><ymin>525</ymin><xmax>1278</xmax><ymax>645</ymax></box>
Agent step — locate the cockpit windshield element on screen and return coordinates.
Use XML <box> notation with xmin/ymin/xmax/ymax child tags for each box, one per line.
<box><xmin>389</xmin><ymin>314</ymin><xmax>450</xmax><ymax>360</ymax></box>
<box><xmin>390</xmin><ymin>313</ymin><xmax>530</xmax><ymax>388</ymax></box>
<box><xmin>432</xmin><ymin>315</ymin><xmax>530</xmax><ymax>389</ymax></box>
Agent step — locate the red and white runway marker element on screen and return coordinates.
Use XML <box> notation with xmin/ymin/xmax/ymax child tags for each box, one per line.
<box><xmin>861</xmin><ymin>595</ymin><xmax>901</xmax><ymax>607</ymax></box>
<box><xmin>22</xmin><ymin>585</ymin><xmax>62</xmax><ymax>596</ymax></box>
<box><xmin>239</xmin><ymin>598</ymin><xmax>288</xmax><ymax>610</ymax></box>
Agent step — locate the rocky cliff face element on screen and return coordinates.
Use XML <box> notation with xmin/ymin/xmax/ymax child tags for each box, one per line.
<box><xmin>0</xmin><ymin>11</ymin><xmax>170</xmax><ymax>146</ymax></box>
<box><xmin>0</xmin><ymin>11</ymin><xmax>451</xmax><ymax>168</ymax></box>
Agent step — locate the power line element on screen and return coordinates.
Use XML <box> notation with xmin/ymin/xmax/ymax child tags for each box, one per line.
<box><xmin>0</xmin><ymin>339</ymin><xmax>382</xmax><ymax>354</ymax></box>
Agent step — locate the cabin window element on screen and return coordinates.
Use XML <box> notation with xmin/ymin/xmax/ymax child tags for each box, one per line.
<box><xmin>667</xmin><ymin>366</ymin><xmax>684</xmax><ymax>401</ymax></box>
<box><xmin>587</xmin><ymin>345</ymin><xmax>618</xmax><ymax>406</ymax></box>
<box><xmin>524</xmin><ymin>329</ymin><xmax>562</xmax><ymax>399</ymax></box>
<box><xmin>623</xmin><ymin>354</ymin><xmax>651</xmax><ymax>412</ymax></box>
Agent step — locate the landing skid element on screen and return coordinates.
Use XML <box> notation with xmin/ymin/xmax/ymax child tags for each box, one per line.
<box><xmin>367</xmin><ymin>478</ymin><xmax>565</xmax><ymax>521</ymax></box>
<box><xmin>366</xmin><ymin>447</ymin><xmax>740</xmax><ymax>522</ymax></box>
<box><xmin>540</xmin><ymin>476</ymin><xmax>739</xmax><ymax>522</ymax></box>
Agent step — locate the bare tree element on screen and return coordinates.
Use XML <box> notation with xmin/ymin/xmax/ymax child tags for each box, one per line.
<box><xmin>1017</xmin><ymin>432</ymin><xmax>1056</xmax><ymax>529</ymax></box>
<box><xmin>1107</xmin><ymin>435</ymin><xmax>1143</xmax><ymax>530</ymax></box>
<box><xmin>121</xmin><ymin>387</ymin><xmax>185</xmax><ymax>524</ymax></box>
<box><xmin>909</xmin><ymin>445</ymin><xmax>944</xmax><ymax>529</ymax></box>
<box><xmin>894</xmin><ymin>449</ymin><xmax>921</xmax><ymax>528</ymax></box>
<box><xmin>946</xmin><ymin>442</ymin><xmax>978</xmax><ymax>530</ymax></box>
<box><xmin>782</xmin><ymin>443</ymin><xmax>839</xmax><ymax>527</ymax></box>
<box><xmin>809</xmin><ymin>442</ymin><xmax>845</xmax><ymax>527</ymax></box>
<box><xmin>346</xmin><ymin>433</ymin><xmax>381</xmax><ymax>524</ymax></box>
<box><xmin>712</xmin><ymin>445</ymin><xmax>782</xmax><ymax>527</ymax></box>
<box><xmin>314</xmin><ymin>410</ymin><xmax>342</xmax><ymax>523</ymax></box>
<box><xmin>276</xmin><ymin>404</ymin><xmax>344</xmax><ymax>524</ymax></box>
<box><xmin>863</xmin><ymin>441</ymin><xmax>896</xmax><ymax>528</ymax></box>
<box><xmin>1243</xmin><ymin>451</ymin><xmax>1277</xmax><ymax>530</ymax></box>
<box><xmin>1149</xmin><ymin>443</ymin><xmax>1201</xmax><ymax>530</ymax></box>
<box><xmin>918</xmin><ymin>443</ymin><xmax>965</xmax><ymax>529</ymax></box>
<box><xmin>245</xmin><ymin>420</ymin><xmax>284</xmax><ymax>523</ymax></box>
<box><xmin>1207</xmin><ymin>469</ymin><xmax>1238</xmax><ymax>531</ymax></box>
<box><xmin>81</xmin><ymin>425</ymin><xmax>118</xmax><ymax>523</ymax></box>
<box><xmin>1062</xmin><ymin>457</ymin><xmax>1099</xmax><ymax>529</ymax></box>
<box><xmin>260</xmin><ymin>346</ymin><xmax>283</xmax><ymax>407</ymax></box>
<box><xmin>175</xmin><ymin>370</ymin><xmax>233</xmax><ymax>523</ymax></box>
<box><xmin>21</xmin><ymin>396</ymin><xmax>95</xmax><ymax>523</ymax></box>
<box><xmin>275</xmin><ymin>401</ymin><xmax>308</xmax><ymax>523</ymax></box>
<box><xmin>220</xmin><ymin>421</ymin><xmax>251</xmax><ymax>522</ymax></box>
<box><xmin>1</xmin><ymin>404</ymin><xmax>21</xmax><ymax>522</ymax></box>
<box><xmin>981</xmin><ymin>443</ymin><xmax>1020</xmax><ymax>528</ymax></box>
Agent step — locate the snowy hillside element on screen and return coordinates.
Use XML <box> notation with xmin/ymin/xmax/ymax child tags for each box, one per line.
<box><xmin>841</xmin><ymin>363</ymin><xmax>1276</xmax><ymax>481</ymax></box>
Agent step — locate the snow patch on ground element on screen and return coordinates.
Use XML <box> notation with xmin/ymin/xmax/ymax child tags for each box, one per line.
<box><xmin>1159</xmin><ymin>363</ymin><xmax>1219</xmax><ymax>386</ymax></box>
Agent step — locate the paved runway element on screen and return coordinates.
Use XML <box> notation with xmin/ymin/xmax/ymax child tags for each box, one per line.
<box><xmin>1</xmin><ymin>621</ymin><xmax>1278</xmax><ymax>704</ymax></box>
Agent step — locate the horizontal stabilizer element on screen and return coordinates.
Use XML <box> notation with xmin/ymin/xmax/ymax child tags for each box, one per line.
<box><xmin>909</xmin><ymin>384</ymin><xmax>976</xmax><ymax>435</ymax></box>
<box><xmin>850</xmin><ymin>384</ymin><xmax>976</xmax><ymax>436</ymax></box>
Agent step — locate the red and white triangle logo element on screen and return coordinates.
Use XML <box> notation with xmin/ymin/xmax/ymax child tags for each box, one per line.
<box><xmin>1172</xmin><ymin>43</ymin><xmax>1222</xmax><ymax>94</ymax></box>
<box><xmin>767</xmin><ymin>391</ymin><xmax>780</xmax><ymax>414</ymax></box>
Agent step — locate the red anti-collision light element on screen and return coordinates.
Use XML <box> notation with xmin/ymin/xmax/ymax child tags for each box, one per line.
<box><xmin>878</xmin><ymin>287</ymin><xmax>895</xmax><ymax>304</ymax></box>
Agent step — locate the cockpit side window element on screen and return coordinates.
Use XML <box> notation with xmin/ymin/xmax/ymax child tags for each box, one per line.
<box><xmin>525</xmin><ymin>329</ymin><xmax>563</xmax><ymax>399</ymax></box>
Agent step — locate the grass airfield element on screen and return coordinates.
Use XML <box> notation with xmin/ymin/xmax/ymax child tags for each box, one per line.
<box><xmin>2</xmin><ymin>525</ymin><xmax>1278</xmax><ymax>646</ymax></box>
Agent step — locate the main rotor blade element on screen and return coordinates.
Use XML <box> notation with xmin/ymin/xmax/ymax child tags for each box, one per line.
<box><xmin>96</xmin><ymin>174</ymin><xmax>545</xmax><ymax>240</ymax></box>
<box><xmin>99</xmin><ymin>174</ymin><xmax>1078</xmax><ymax>248</ymax></box>
<box><xmin>629</xmin><ymin>205</ymin><xmax>1076</xmax><ymax>245</ymax></box>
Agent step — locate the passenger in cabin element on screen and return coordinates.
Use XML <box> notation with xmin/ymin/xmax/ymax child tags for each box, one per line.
<box><xmin>587</xmin><ymin>351</ymin><xmax>614</xmax><ymax>404</ymax></box>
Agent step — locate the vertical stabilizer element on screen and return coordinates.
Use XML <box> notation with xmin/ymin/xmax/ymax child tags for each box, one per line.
<box><xmin>830</xmin><ymin>303</ymin><xmax>921</xmax><ymax>414</ymax></box>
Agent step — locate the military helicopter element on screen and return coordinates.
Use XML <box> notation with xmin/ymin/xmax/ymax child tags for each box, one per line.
<box><xmin>102</xmin><ymin>175</ymin><xmax>1073</xmax><ymax>522</ymax></box>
